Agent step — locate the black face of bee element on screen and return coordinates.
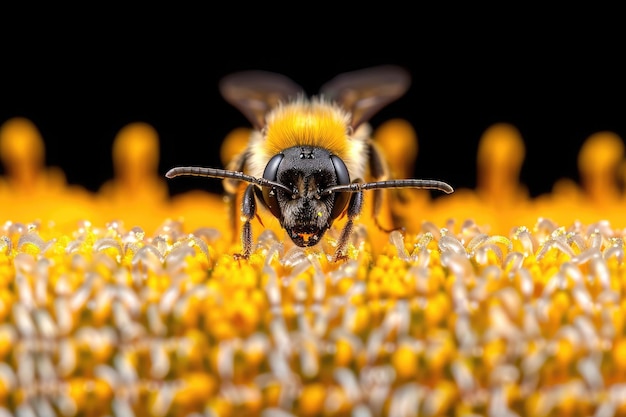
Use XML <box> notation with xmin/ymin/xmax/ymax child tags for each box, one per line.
<box><xmin>260</xmin><ymin>146</ymin><xmax>351</xmax><ymax>247</ymax></box>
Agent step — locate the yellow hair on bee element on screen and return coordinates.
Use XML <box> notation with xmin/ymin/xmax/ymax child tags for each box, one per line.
<box><xmin>265</xmin><ymin>98</ymin><xmax>351</xmax><ymax>155</ymax></box>
<box><xmin>246</xmin><ymin>97</ymin><xmax>369</xmax><ymax>180</ymax></box>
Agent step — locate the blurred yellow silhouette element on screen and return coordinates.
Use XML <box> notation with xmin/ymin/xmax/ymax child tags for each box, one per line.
<box><xmin>220</xmin><ymin>127</ymin><xmax>252</xmax><ymax>168</ymax></box>
<box><xmin>0</xmin><ymin>117</ymin><xmax>64</xmax><ymax>195</ymax></box>
<box><xmin>428</xmin><ymin>123</ymin><xmax>533</xmax><ymax>235</ymax></box>
<box><xmin>578</xmin><ymin>131</ymin><xmax>624</xmax><ymax>207</ymax></box>
<box><xmin>97</xmin><ymin>122</ymin><xmax>170</xmax><ymax>234</ymax></box>
<box><xmin>373</xmin><ymin>119</ymin><xmax>433</xmax><ymax>233</ymax></box>
<box><xmin>374</xmin><ymin>119</ymin><xmax>418</xmax><ymax>180</ymax></box>
<box><xmin>476</xmin><ymin>122</ymin><xmax>529</xmax><ymax>207</ymax></box>
<box><xmin>0</xmin><ymin>117</ymin><xmax>94</xmax><ymax>227</ymax></box>
<box><xmin>167</xmin><ymin>129</ymin><xmax>235</xmax><ymax>236</ymax></box>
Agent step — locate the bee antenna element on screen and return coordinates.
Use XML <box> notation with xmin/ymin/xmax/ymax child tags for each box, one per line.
<box><xmin>321</xmin><ymin>179</ymin><xmax>454</xmax><ymax>195</ymax></box>
<box><xmin>165</xmin><ymin>166</ymin><xmax>292</xmax><ymax>193</ymax></box>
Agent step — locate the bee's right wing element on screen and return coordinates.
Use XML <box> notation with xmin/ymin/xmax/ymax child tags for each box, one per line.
<box><xmin>219</xmin><ymin>70</ymin><xmax>305</xmax><ymax>130</ymax></box>
<box><xmin>320</xmin><ymin>65</ymin><xmax>411</xmax><ymax>131</ymax></box>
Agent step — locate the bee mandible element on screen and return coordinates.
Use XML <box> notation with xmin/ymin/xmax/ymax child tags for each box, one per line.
<box><xmin>166</xmin><ymin>65</ymin><xmax>454</xmax><ymax>261</ymax></box>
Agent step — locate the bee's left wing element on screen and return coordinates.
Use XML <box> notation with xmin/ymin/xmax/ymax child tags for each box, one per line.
<box><xmin>219</xmin><ymin>70</ymin><xmax>305</xmax><ymax>130</ymax></box>
<box><xmin>319</xmin><ymin>65</ymin><xmax>411</xmax><ymax>130</ymax></box>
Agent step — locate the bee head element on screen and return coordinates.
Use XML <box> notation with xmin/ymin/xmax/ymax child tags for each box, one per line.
<box><xmin>260</xmin><ymin>146</ymin><xmax>351</xmax><ymax>247</ymax></box>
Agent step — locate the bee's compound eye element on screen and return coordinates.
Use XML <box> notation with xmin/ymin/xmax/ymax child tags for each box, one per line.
<box><xmin>261</xmin><ymin>153</ymin><xmax>284</xmax><ymax>220</ymax></box>
<box><xmin>329</xmin><ymin>155</ymin><xmax>351</xmax><ymax>220</ymax></box>
<box><xmin>330</xmin><ymin>155</ymin><xmax>350</xmax><ymax>186</ymax></box>
<box><xmin>263</xmin><ymin>153</ymin><xmax>284</xmax><ymax>181</ymax></box>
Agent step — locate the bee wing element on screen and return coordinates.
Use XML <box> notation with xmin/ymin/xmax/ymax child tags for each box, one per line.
<box><xmin>219</xmin><ymin>70</ymin><xmax>305</xmax><ymax>130</ymax></box>
<box><xmin>320</xmin><ymin>65</ymin><xmax>411</xmax><ymax>130</ymax></box>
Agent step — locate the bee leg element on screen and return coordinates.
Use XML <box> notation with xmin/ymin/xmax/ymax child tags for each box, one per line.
<box><xmin>234</xmin><ymin>184</ymin><xmax>257</xmax><ymax>260</ymax></box>
<box><xmin>333</xmin><ymin>190</ymin><xmax>364</xmax><ymax>262</ymax></box>
<box><xmin>367</xmin><ymin>141</ymin><xmax>400</xmax><ymax>233</ymax></box>
<box><xmin>223</xmin><ymin>150</ymin><xmax>248</xmax><ymax>244</ymax></box>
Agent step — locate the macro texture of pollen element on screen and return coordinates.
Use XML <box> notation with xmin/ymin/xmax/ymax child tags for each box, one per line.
<box><xmin>1</xmin><ymin>117</ymin><xmax>626</xmax><ymax>416</ymax></box>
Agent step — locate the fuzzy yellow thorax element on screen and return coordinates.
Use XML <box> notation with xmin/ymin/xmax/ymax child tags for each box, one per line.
<box><xmin>264</xmin><ymin>98</ymin><xmax>352</xmax><ymax>159</ymax></box>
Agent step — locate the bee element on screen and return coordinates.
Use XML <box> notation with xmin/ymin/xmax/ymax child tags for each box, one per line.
<box><xmin>166</xmin><ymin>65</ymin><xmax>454</xmax><ymax>261</ymax></box>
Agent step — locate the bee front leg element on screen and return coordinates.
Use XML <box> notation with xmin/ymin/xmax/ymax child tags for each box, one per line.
<box><xmin>223</xmin><ymin>150</ymin><xmax>248</xmax><ymax>244</ymax></box>
<box><xmin>333</xmin><ymin>191</ymin><xmax>364</xmax><ymax>262</ymax></box>
<box><xmin>367</xmin><ymin>140</ymin><xmax>401</xmax><ymax>233</ymax></box>
<box><xmin>236</xmin><ymin>184</ymin><xmax>257</xmax><ymax>260</ymax></box>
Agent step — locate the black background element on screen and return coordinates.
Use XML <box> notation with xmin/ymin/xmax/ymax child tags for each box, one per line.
<box><xmin>2</xmin><ymin>13</ymin><xmax>625</xmax><ymax>200</ymax></box>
